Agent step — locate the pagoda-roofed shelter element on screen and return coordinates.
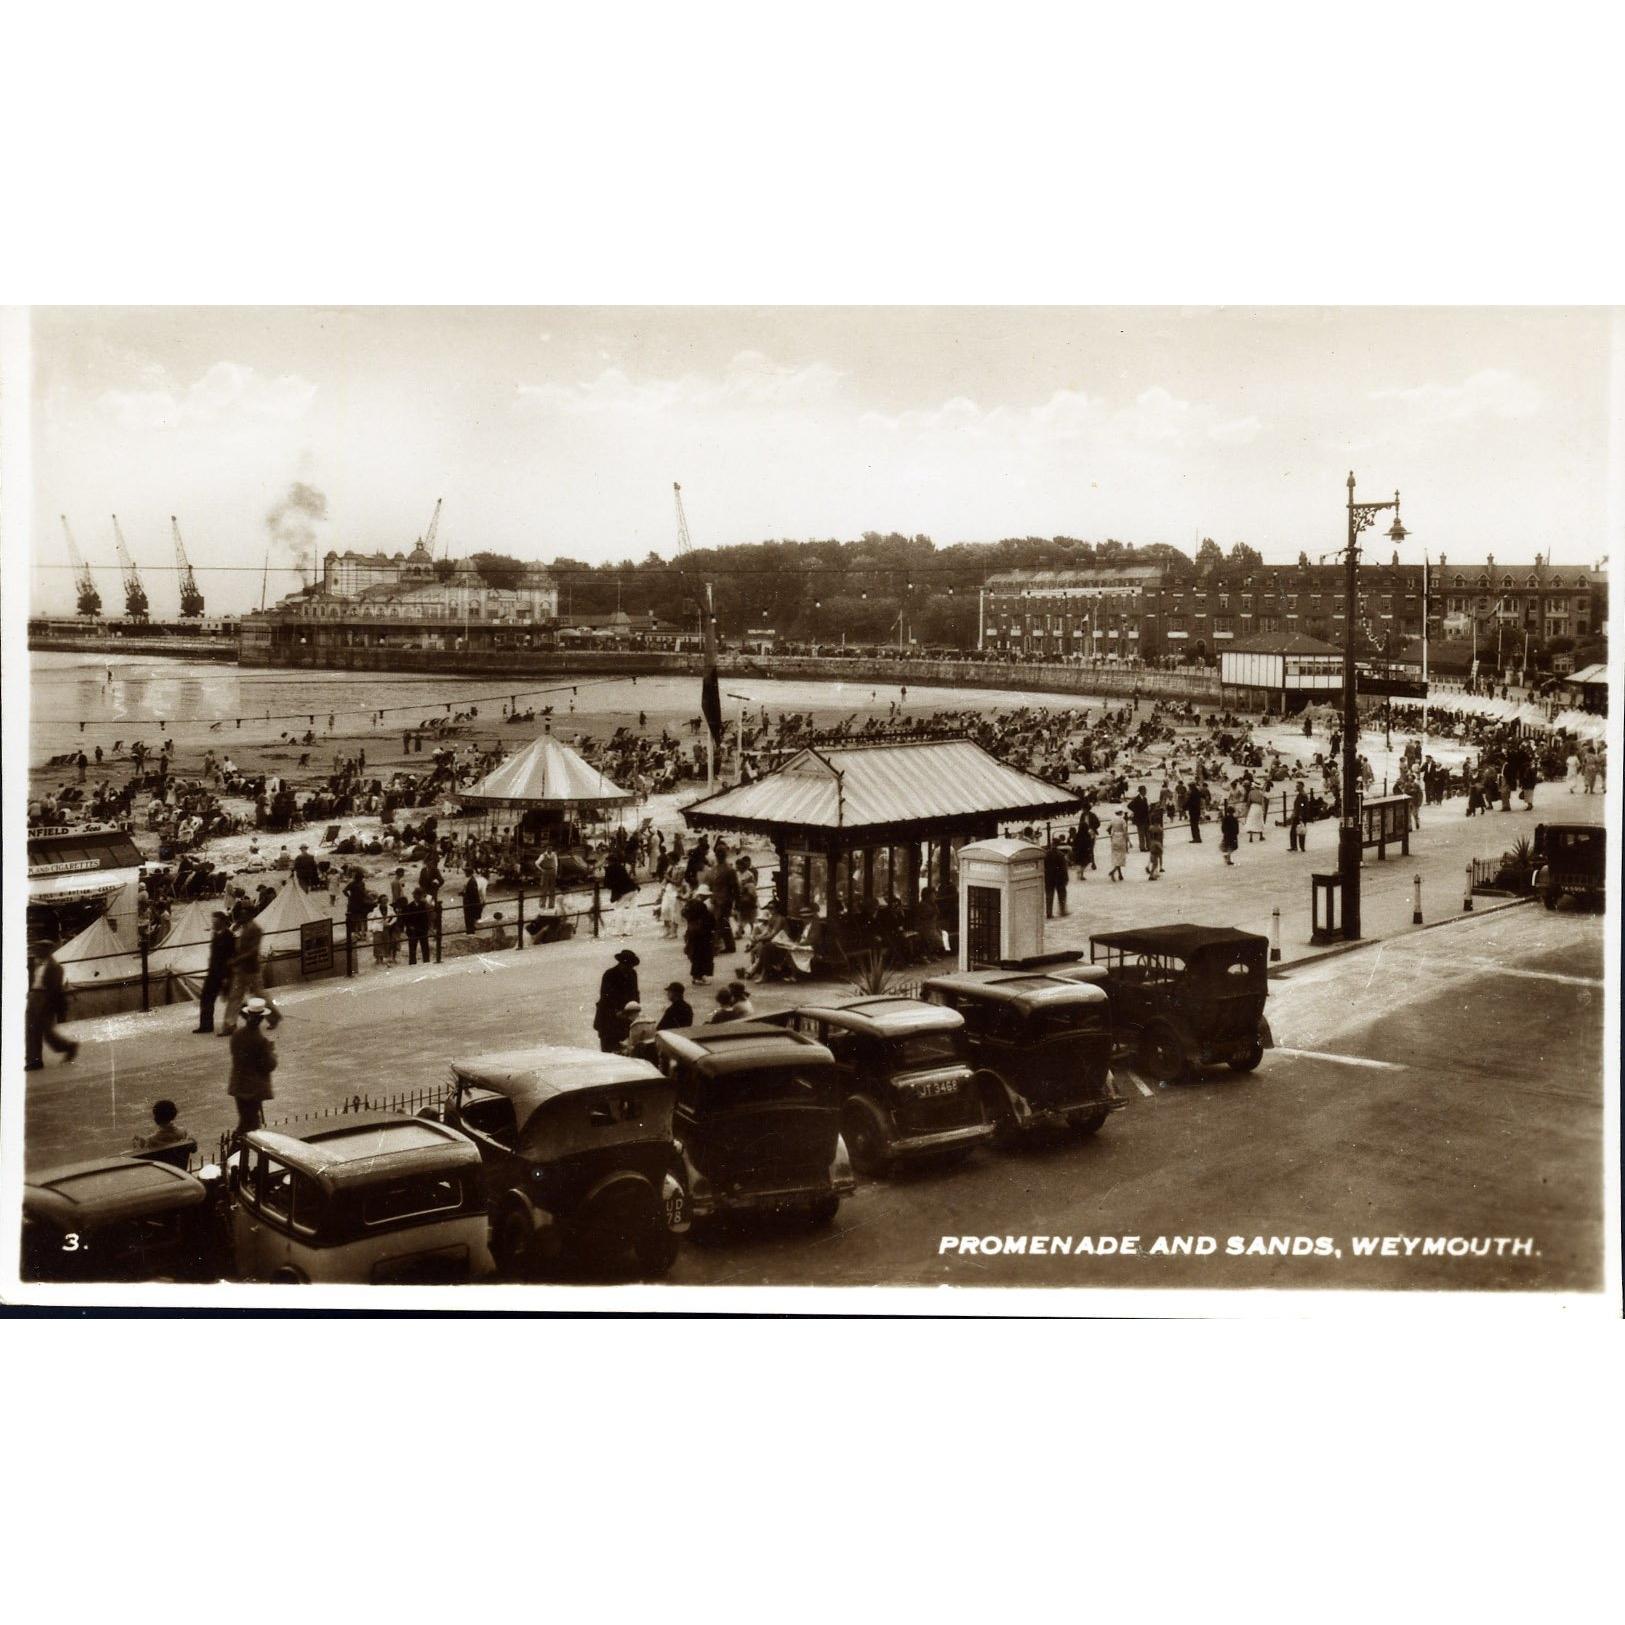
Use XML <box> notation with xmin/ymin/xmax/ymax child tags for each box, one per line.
<box><xmin>683</xmin><ymin>735</ymin><xmax>1082</xmax><ymax>967</ymax></box>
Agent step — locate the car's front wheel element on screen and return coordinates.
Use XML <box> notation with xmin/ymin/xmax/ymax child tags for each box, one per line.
<box><xmin>1228</xmin><ymin>1040</ymin><xmax>1265</xmax><ymax>1073</ymax></box>
<box><xmin>807</xmin><ymin>1193</ymin><xmax>840</xmax><ymax>1227</ymax></box>
<box><xmin>1138</xmin><ymin>1022</ymin><xmax>1189</xmax><ymax>1083</ymax></box>
<box><xmin>1068</xmin><ymin>1107</ymin><xmax>1110</xmax><ymax>1136</ymax></box>
<box><xmin>841</xmin><ymin>1097</ymin><xmax>892</xmax><ymax>1179</ymax></box>
<box><xmin>490</xmin><ymin>1200</ymin><xmax>535</xmax><ymax>1274</ymax></box>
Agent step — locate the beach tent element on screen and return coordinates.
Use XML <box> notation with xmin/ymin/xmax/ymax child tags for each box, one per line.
<box><xmin>458</xmin><ymin>733</ymin><xmax>633</xmax><ymax>811</ymax></box>
<box><xmin>56</xmin><ymin>912</ymin><xmax>143</xmax><ymax>988</ymax></box>
<box><xmin>148</xmin><ymin>898</ymin><xmax>220</xmax><ymax>996</ymax></box>
<box><xmin>252</xmin><ymin>876</ymin><xmax>334</xmax><ymax>958</ymax></box>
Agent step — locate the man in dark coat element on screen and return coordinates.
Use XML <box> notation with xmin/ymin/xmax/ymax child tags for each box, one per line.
<box><xmin>292</xmin><ymin>844</ymin><xmax>320</xmax><ymax>890</ymax></box>
<box><xmin>1043</xmin><ymin>841</ymin><xmax>1069</xmax><ymax>918</ymax></box>
<box><xmin>195</xmin><ymin>908</ymin><xmax>234</xmax><ymax>1034</ymax></box>
<box><xmin>711</xmin><ymin>857</ymin><xmax>738</xmax><ymax>953</ymax></box>
<box><xmin>24</xmin><ymin>943</ymin><xmax>77</xmax><ymax>1070</ymax></box>
<box><xmin>1187</xmin><ymin>780</ymin><xmax>1204</xmax><ymax>842</ymax></box>
<box><xmin>1129</xmin><ymin>787</ymin><xmax>1151</xmax><ymax>852</ymax></box>
<box><xmin>656</xmin><ymin>981</ymin><xmax>694</xmax><ymax>1032</ymax></box>
<box><xmin>593</xmin><ymin>949</ymin><xmax>641</xmax><ymax>1052</ymax></box>
<box><xmin>684</xmin><ymin>886</ymin><xmax>717</xmax><ymax>984</ymax></box>
<box><xmin>461</xmin><ymin>872</ymin><xmax>483</xmax><ymax>936</ymax></box>
<box><xmin>227</xmin><ymin>997</ymin><xmax>277</xmax><ymax>1136</ymax></box>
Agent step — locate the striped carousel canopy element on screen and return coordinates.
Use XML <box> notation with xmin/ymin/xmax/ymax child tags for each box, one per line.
<box><xmin>458</xmin><ymin>733</ymin><xmax>633</xmax><ymax>810</ymax></box>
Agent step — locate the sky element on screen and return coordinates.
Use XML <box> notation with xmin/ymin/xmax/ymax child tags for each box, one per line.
<box><xmin>24</xmin><ymin>306</ymin><xmax>1618</xmax><ymax>617</ymax></box>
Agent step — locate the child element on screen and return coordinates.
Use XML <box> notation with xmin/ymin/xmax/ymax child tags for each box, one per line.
<box><xmin>1145</xmin><ymin>812</ymin><xmax>1164</xmax><ymax>880</ymax></box>
<box><xmin>133</xmin><ymin>1099</ymin><xmax>189</xmax><ymax>1151</ymax></box>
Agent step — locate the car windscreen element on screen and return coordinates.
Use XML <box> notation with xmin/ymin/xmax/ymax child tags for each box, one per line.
<box><xmin>1030</xmin><ymin>1007</ymin><xmax>1108</xmax><ymax>1041</ymax></box>
<box><xmin>691</xmin><ymin>1066</ymin><xmax>837</xmax><ymax>1113</ymax></box>
<box><xmin>889</xmin><ymin>1031</ymin><xmax>966</xmax><ymax>1071</ymax></box>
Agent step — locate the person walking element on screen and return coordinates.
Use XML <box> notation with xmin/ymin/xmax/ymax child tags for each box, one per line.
<box><xmin>656</xmin><ymin>981</ymin><xmax>694</xmax><ymax>1031</ymax></box>
<box><xmin>293</xmin><ymin>844</ymin><xmax>320</xmax><ymax>890</ymax></box>
<box><xmin>219</xmin><ymin>911</ymin><xmax>277</xmax><ymax>1035</ymax></box>
<box><xmin>1243</xmin><ymin>778</ymin><xmax>1268</xmax><ymax>843</ymax></box>
<box><xmin>1220</xmin><ymin>802</ymin><xmax>1240</xmax><ymax>866</ymax></box>
<box><xmin>227</xmin><ymin>996</ymin><xmax>277</xmax><ymax>1139</ymax></box>
<box><xmin>1044</xmin><ymin>840</ymin><xmax>1069</xmax><ymax>916</ymax></box>
<box><xmin>1145</xmin><ymin>810</ymin><xmax>1164</xmax><ymax>880</ymax></box>
<box><xmin>1129</xmin><ymin>787</ymin><xmax>1151</xmax><ymax>852</ymax></box>
<box><xmin>1106</xmin><ymin>811</ymin><xmax>1129</xmax><ymax>882</ymax></box>
<box><xmin>1071</xmin><ymin>812</ymin><xmax>1095</xmax><ymax>877</ymax></box>
<box><xmin>684</xmin><ymin>885</ymin><xmax>717</xmax><ymax>985</ymax></box>
<box><xmin>24</xmin><ymin>942</ymin><xmax>77</xmax><ymax>1071</ymax></box>
<box><xmin>194</xmin><ymin>908</ymin><xmax>234</xmax><ymax>1033</ymax></box>
<box><xmin>1288</xmin><ymin>782</ymin><xmax>1309</xmax><ymax>854</ymax></box>
<box><xmin>461</xmin><ymin>871</ymin><xmax>483</xmax><ymax>937</ymax></box>
<box><xmin>711</xmin><ymin>857</ymin><xmax>738</xmax><ymax>954</ymax></box>
<box><xmin>1186</xmin><ymin>779</ymin><xmax>1204</xmax><ymax>843</ymax></box>
<box><xmin>537</xmin><ymin>847</ymin><xmax>559</xmax><ymax>907</ymax></box>
<box><xmin>403</xmin><ymin>886</ymin><xmax>432</xmax><ymax>966</ymax></box>
<box><xmin>593</xmin><ymin>949</ymin><xmax>641</xmax><ymax>1053</ymax></box>
<box><xmin>344</xmin><ymin>870</ymin><xmax>372</xmax><ymax>946</ymax></box>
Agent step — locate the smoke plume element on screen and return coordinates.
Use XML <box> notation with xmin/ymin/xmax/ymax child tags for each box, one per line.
<box><xmin>265</xmin><ymin>481</ymin><xmax>328</xmax><ymax>585</ymax></box>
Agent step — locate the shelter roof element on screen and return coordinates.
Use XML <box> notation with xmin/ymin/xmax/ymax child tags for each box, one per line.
<box><xmin>684</xmin><ymin>738</ymin><xmax>1079</xmax><ymax>837</ymax></box>
<box><xmin>1225</xmin><ymin>631</ymin><xmax>1341</xmax><ymax>656</ymax></box>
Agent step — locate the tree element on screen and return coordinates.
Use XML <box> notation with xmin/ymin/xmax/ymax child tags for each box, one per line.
<box><xmin>1228</xmin><ymin>541</ymin><xmax>1263</xmax><ymax>569</ymax></box>
<box><xmin>1195</xmin><ymin>537</ymin><xmax>1224</xmax><ymax>575</ymax></box>
<box><xmin>1298</xmin><ymin>550</ymin><xmax>1312</xmax><ymax>569</ymax></box>
<box><xmin>471</xmin><ymin>552</ymin><xmax>528</xmax><ymax>592</ymax></box>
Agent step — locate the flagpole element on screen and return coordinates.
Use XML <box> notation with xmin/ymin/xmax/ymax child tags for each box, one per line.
<box><xmin>1421</xmin><ymin>552</ymin><xmax>1430</xmax><ymax>750</ymax></box>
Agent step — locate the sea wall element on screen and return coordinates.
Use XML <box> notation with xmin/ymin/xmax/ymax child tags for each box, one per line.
<box><xmin>239</xmin><ymin>638</ymin><xmax>1223</xmax><ymax>704</ymax></box>
<box><xmin>30</xmin><ymin>633</ymin><xmax>239</xmax><ymax>662</ymax></box>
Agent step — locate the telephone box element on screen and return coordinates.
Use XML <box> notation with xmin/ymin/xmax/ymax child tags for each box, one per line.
<box><xmin>958</xmin><ymin>837</ymin><xmax>1046</xmax><ymax>970</ymax></box>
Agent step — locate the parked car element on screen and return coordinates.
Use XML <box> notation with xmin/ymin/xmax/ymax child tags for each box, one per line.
<box><xmin>920</xmin><ymin>969</ymin><xmax>1123</xmax><ymax>1140</ymax></box>
<box><xmin>655</xmin><ymin>1022</ymin><xmax>854</xmax><ymax>1226</ymax></box>
<box><xmin>22</xmin><ymin>1155</ymin><xmax>229</xmax><ymax>1283</ymax></box>
<box><xmin>777</xmin><ymin>997</ymin><xmax>991</xmax><ymax>1176</ymax></box>
<box><xmin>1086</xmin><ymin>925</ymin><xmax>1273</xmax><ymax>1083</ymax></box>
<box><xmin>1534</xmin><ymin>822</ymin><xmax>1605</xmax><ymax>911</ymax></box>
<box><xmin>434</xmin><ymin>1046</ymin><xmax>686</xmax><ymax>1278</ymax></box>
<box><xmin>230</xmin><ymin>1113</ymin><xmax>490</xmax><ymax>1284</ymax></box>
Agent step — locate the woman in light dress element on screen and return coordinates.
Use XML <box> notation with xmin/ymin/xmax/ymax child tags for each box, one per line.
<box><xmin>658</xmin><ymin>876</ymin><xmax>685</xmax><ymax>938</ymax></box>
<box><xmin>1243</xmin><ymin>779</ymin><xmax>1269</xmax><ymax>843</ymax></box>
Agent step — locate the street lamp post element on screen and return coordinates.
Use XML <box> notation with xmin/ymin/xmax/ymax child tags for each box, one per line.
<box><xmin>1340</xmin><ymin>472</ymin><xmax>1408</xmax><ymax>941</ymax></box>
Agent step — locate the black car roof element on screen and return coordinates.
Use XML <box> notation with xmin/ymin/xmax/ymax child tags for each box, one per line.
<box><xmin>655</xmin><ymin>1021</ymin><xmax>836</xmax><ymax>1077</ymax></box>
<box><xmin>1090</xmin><ymin>924</ymin><xmax>1268</xmax><ymax>954</ymax></box>
<box><xmin>23</xmin><ymin>1156</ymin><xmax>207</xmax><ymax>1227</ymax></box>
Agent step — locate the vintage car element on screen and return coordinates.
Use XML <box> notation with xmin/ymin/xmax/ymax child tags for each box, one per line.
<box><xmin>1086</xmin><ymin>925</ymin><xmax>1273</xmax><ymax>1083</ymax></box>
<box><xmin>22</xmin><ymin>1154</ymin><xmax>229</xmax><ymax>1283</ymax></box>
<box><xmin>1534</xmin><ymin>822</ymin><xmax>1605</xmax><ymax>911</ymax></box>
<box><xmin>434</xmin><ymin>1047</ymin><xmax>686</xmax><ymax>1278</ymax></box>
<box><xmin>231</xmin><ymin>1113</ymin><xmax>490</xmax><ymax>1284</ymax></box>
<box><xmin>777</xmin><ymin>997</ymin><xmax>992</xmax><ymax>1176</ymax></box>
<box><xmin>920</xmin><ymin>969</ymin><xmax>1123</xmax><ymax>1140</ymax></box>
<box><xmin>654</xmin><ymin>1022</ymin><xmax>854</xmax><ymax>1226</ymax></box>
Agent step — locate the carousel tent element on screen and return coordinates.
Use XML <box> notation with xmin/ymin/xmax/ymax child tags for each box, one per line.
<box><xmin>252</xmin><ymin>876</ymin><xmax>334</xmax><ymax>956</ymax></box>
<box><xmin>56</xmin><ymin>912</ymin><xmax>143</xmax><ymax>987</ymax></box>
<box><xmin>458</xmin><ymin>733</ymin><xmax>633</xmax><ymax>811</ymax></box>
<box><xmin>147</xmin><ymin>898</ymin><xmax>222</xmax><ymax>995</ymax></box>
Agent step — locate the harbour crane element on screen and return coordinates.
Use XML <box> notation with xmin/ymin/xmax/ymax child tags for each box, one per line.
<box><xmin>60</xmin><ymin>515</ymin><xmax>102</xmax><ymax>617</ymax></box>
<box><xmin>171</xmin><ymin>515</ymin><xmax>205</xmax><ymax>616</ymax></box>
<box><xmin>110</xmin><ymin>514</ymin><xmax>149</xmax><ymax>621</ymax></box>
<box><xmin>423</xmin><ymin>496</ymin><xmax>443</xmax><ymax>559</ymax></box>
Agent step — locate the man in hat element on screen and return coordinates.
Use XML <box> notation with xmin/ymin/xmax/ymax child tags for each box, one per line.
<box><xmin>24</xmin><ymin>940</ymin><xmax>77</xmax><ymax>1071</ymax></box>
<box><xmin>219</xmin><ymin>909</ymin><xmax>278</xmax><ymax>1035</ymax></box>
<box><xmin>656</xmin><ymin>981</ymin><xmax>694</xmax><ymax>1032</ymax></box>
<box><xmin>593</xmin><ymin>949</ymin><xmax>641</xmax><ymax>1052</ymax></box>
<box><xmin>293</xmin><ymin>843</ymin><xmax>319</xmax><ymax>890</ymax></box>
<box><xmin>227</xmin><ymin>996</ymin><xmax>277</xmax><ymax>1136</ymax></box>
<box><xmin>195</xmin><ymin>907</ymin><xmax>235</xmax><ymax>1033</ymax></box>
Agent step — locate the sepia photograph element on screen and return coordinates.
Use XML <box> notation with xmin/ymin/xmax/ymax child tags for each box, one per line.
<box><xmin>4</xmin><ymin>303</ymin><xmax>1616</xmax><ymax>1307</ymax></box>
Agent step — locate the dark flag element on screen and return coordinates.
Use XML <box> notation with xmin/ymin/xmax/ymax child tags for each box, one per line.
<box><xmin>701</xmin><ymin>664</ymin><xmax>723</xmax><ymax>743</ymax></box>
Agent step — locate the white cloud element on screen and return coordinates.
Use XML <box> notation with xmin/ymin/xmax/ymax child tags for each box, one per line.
<box><xmin>98</xmin><ymin>361</ymin><xmax>317</xmax><ymax>431</ymax></box>
<box><xmin>1209</xmin><ymin>414</ymin><xmax>1263</xmax><ymax>446</ymax></box>
<box><xmin>516</xmin><ymin>349</ymin><xmax>842</xmax><ymax>416</ymax></box>
<box><xmin>1368</xmin><ymin>368</ymin><xmax>1543</xmax><ymax>421</ymax></box>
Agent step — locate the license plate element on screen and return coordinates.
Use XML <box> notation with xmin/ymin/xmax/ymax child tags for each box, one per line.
<box><xmin>911</xmin><ymin>1077</ymin><xmax>960</xmax><ymax>1099</ymax></box>
<box><xmin>665</xmin><ymin>1191</ymin><xmax>687</xmax><ymax>1228</ymax></box>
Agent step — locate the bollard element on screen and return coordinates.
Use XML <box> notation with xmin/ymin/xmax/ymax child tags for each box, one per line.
<box><xmin>1270</xmin><ymin>906</ymin><xmax>1282</xmax><ymax>962</ymax></box>
<box><xmin>516</xmin><ymin>882</ymin><xmax>524</xmax><ymax>949</ymax></box>
<box><xmin>1412</xmin><ymin>873</ymin><xmax>1423</xmax><ymax>926</ymax></box>
<box><xmin>1463</xmin><ymin>860</ymin><xmax>1474</xmax><ymax>912</ymax></box>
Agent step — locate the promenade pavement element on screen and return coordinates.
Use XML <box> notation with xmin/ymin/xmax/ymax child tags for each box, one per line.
<box><xmin>20</xmin><ymin>777</ymin><xmax>1605</xmax><ymax>1173</ymax></box>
